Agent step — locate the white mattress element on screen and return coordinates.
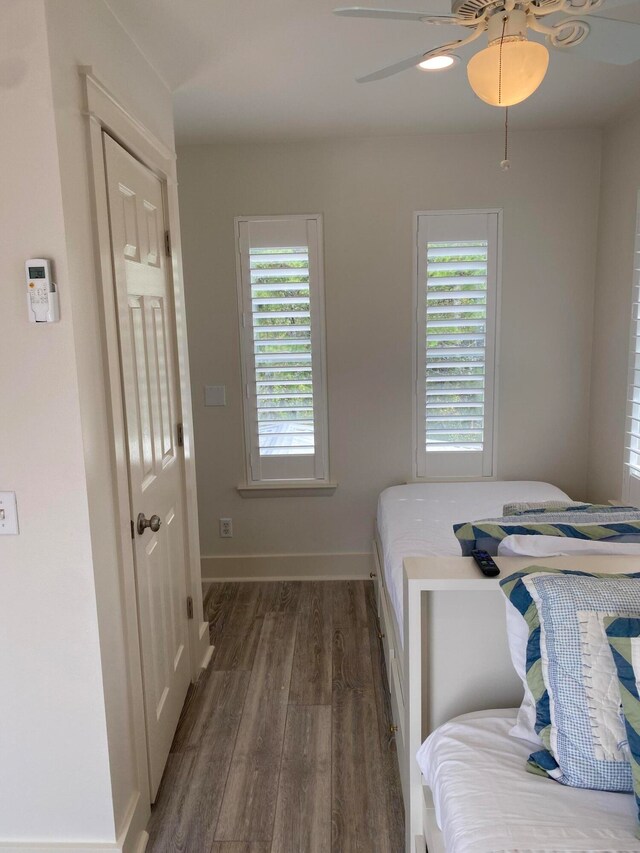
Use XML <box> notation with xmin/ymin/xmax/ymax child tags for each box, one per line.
<box><xmin>376</xmin><ymin>481</ymin><xmax>570</xmax><ymax>640</ymax></box>
<box><xmin>417</xmin><ymin>710</ymin><xmax>639</xmax><ymax>853</ymax></box>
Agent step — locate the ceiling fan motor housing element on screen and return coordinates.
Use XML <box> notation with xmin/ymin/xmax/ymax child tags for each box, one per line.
<box><xmin>451</xmin><ymin>0</ymin><xmax>531</xmax><ymax>25</ymax></box>
<box><xmin>486</xmin><ymin>8</ymin><xmax>528</xmax><ymax>41</ymax></box>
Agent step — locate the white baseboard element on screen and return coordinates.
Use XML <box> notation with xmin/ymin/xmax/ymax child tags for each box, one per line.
<box><xmin>201</xmin><ymin>551</ymin><xmax>371</xmax><ymax>582</ymax></box>
<box><xmin>199</xmin><ymin>643</ymin><xmax>214</xmax><ymax>670</ymax></box>
<box><xmin>0</xmin><ymin>841</ymin><xmax>137</xmax><ymax>852</ymax></box>
<box><xmin>194</xmin><ymin>617</ymin><xmax>213</xmax><ymax>678</ymax></box>
<box><xmin>0</xmin><ymin>846</ymin><xmax>123</xmax><ymax>852</ymax></box>
<box><xmin>0</xmin><ymin>841</ymin><xmax>147</xmax><ymax>853</ymax></box>
<box><xmin>130</xmin><ymin>833</ymin><xmax>148</xmax><ymax>853</ymax></box>
<box><xmin>0</xmin><ymin>793</ymin><xmax>150</xmax><ymax>853</ymax></box>
<box><xmin>118</xmin><ymin>791</ymin><xmax>149</xmax><ymax>853</ymax></box>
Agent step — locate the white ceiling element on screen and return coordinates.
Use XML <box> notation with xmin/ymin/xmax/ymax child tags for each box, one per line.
<box><xmin>104</xmin><ymin>0</ymin><xmax>640</xmax><ymax>143</ymax></box>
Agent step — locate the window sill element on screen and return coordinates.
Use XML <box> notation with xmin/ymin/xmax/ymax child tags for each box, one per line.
<box><xmin>237</xmin><ymin>481</ymin><xmax>338</xmax><ymax>498</ymax></box>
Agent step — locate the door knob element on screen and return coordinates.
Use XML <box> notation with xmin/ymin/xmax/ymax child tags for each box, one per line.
<box><xmin>137</xmin><ymin>513</ymin><xmax>162</xmax><ymax>535</ymax></box>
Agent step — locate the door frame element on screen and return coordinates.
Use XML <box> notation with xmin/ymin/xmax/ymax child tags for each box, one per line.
<box><xmin>80</xmin><ymin>65</ymin><xmax>212</xmax><ymax>812</ymax></box>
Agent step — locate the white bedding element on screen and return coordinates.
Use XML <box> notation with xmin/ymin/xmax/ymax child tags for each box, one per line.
<box><xmin>376</xmin><ymin>481</ymin><xmax>570</xmax><ymax>639</ymax></box>
<box><xmin>417</xmin><ymin>710</ymin><xmax>639</xmax><ymax>853</ymax></box>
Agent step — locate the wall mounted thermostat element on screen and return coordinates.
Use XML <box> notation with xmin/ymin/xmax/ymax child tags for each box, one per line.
<box><xmin>26</xmin><ymin>258</ymin><xmax>60</xmax><ymax>323</ymax></box>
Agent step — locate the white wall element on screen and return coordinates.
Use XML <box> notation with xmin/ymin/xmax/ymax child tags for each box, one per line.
<box><xmin>177</xmin><ymin>129</ymin><xmax>602</xmax><ymax>574</ymax></box>
<box><xmin>587</xmin><ymin>107</ymin><xmax>640</xmax><ymax>504</ymax></box>
<box><xmin>0</xmin><ymin>0</ymin><xmax>115</xmax><ymax>842</ymax></box>
<box><xmin>0</xmin><ymin>0</ymin><xmax>182</xmax><ymax>846</ymax></box>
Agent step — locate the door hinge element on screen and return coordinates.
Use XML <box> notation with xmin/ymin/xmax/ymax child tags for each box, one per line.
<box><xmin>177</xmin><ymin>422</ymin><xmax>184</xmax><ymax>447</ymax></box>
<box><xmin>130</xmin><ymin>519</ymin><xmax>135</xmax><ymax>540</ymax></box>
<box><xmin>165</xmin><ymin>230</ymin><xmax>172</xmax><ymax>257</ymax></box>
<box><xmin>187</xmin><ymin>596</ymin><xmax>194</xmax><ymax>620</ymax></box>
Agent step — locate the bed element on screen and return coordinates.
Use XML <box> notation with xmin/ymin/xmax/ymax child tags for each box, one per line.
<box><xmin>416</xmin><ymin>709</ymin><xmax>639</xmax><ymax>853</ymax></box>
<box><xmin>376</xmin><ymin>480</ymin><xmax>571</xmax><ymax>644</ymax></box>
<box><xmin>370</xmin><ymin>480</ymin><xmax>639</xmax><ymax>853</ymax></box>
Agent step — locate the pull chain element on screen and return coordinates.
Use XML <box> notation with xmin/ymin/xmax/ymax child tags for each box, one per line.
<box><xmin>498</xmin><ymin>15</ymin><xmax>507</xmax><ymax>106</ymax></box>
<box><xmin>498</xmin><ymin>14</ymin><xmax>511</xmax><ymax>171</ymax></box>
<box><xmin>501</xmin><ymin>106</ymin><xmax>511</xmax><ymax>171</ymax></box>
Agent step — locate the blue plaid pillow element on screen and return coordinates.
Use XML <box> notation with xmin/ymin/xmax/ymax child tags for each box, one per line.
<box><xmin>500</xmin><ymin>566</ymin><xmax>640</xmax><ymax>792</ymax></box>
<box><xmin>502</xmin><ymin>501</ymin><xmax>638</xmax><ymax>516</ymax></box>
<box><xmin>454</xmin><ymin>511</ymin><xmax>640</xmax><ymax>556</ymax></box>
<box><xmin>605</xmin><ymin>617</ymin><xmax>640</xmax><ymax>838</ymax></box>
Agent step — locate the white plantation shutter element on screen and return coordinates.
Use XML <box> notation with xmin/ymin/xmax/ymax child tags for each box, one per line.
<box><xmin>415</xmin><ymin>211</ymin><xmax>500</xmax><ymax>479</ymax></box>
<box><xmin>623</xmin><ymin>193</ymin><xmax>640</xmax><ymax>506</ymax></box>
<box><xmin>236</xmin><ymin>215</ymin><xmax>329</xmax><ymax>483</ymax></box>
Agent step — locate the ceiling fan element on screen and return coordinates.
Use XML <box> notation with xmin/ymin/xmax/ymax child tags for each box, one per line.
<box><xmin>334</xmin><ymin>0</ymin><xmax>640</xmax><ymax>106</ymax></box>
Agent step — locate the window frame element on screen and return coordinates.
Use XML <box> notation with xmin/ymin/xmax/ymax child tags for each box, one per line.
<box><xmin>234</xmin><ymin>213</ymin><xmax>330</xmax><ymax>488</ymax></box>
<box><xmin>412</xmin><ymin>208</ymin><xmax>502</xmax><ymax>481</ymax></box>
<box><xmin>622</xmin><ymin>190</ymin><xmax>640</xmax><ymax>505</ymax></box>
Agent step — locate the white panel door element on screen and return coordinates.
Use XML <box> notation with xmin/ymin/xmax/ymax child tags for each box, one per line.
<box><xmin>103</xmin><ymin>133</ymin><xmax>191</xmax><ymax>800</ymax></box>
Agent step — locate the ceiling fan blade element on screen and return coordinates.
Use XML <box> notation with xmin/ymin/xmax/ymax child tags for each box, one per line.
<box><xmin>593</xmin><ymin>0</ymin><xmax>640</xmax><ymax>12</ymax></box>
<box><xmin>558</xmin><ymin>15</ymin><xmax>640</xmax><ymax>63</ymax></box>
<box><xmin>334</xmin><ymin>6</ymin><xmax>454</xmax><ymax>21</ymax></box>
<box><xmin>558</xmin><ymin>0</ymin><xmax>639</xmax><ymax>13</ymax></box>
<box><xmin>356</xmin><ymin>51</ymin><xmax>430</xmax><ymax>81</ymax></box>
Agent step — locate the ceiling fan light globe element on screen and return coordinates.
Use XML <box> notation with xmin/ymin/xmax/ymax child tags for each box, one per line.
<box><xmin>419</xmin><ymin>54</ymin><xmax>458</xmax><ymax>71</ymax></box>
<box><xmin>467</xmin><ymin>40</ymin><xmax>549</xmax><ymax>107</ymax></box>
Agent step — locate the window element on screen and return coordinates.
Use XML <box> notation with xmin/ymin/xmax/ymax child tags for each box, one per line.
<box><xmin>414</xmin><ymin>210</ymin><xmax>500</xmax><ymax>480</ymax></box>
<box><xmin>623</xmin><ymin>192</ymin><xmax>640</xmax><ymax>505</ymax></box>
<box><xmin>235</xmin><ymin>215</ymin><xmax>329</xmax><ymax>484</ymax></box>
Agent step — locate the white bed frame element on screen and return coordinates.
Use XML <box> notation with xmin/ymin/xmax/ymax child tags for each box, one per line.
<box><xmin>370</xmin><ymin>541</ymin><xmax>640</xmax><ymax>853</ymax></box>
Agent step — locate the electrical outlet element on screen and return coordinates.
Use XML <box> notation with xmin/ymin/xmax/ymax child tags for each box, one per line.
<box><xmin>219</xmin><ymin>517</ymin><xmax>233</xmax><ymax>538</ymax></box>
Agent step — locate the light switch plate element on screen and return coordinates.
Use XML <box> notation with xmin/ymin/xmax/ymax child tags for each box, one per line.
<box><xmin>0</xmin><ymin>492</ymin><xmax>19</xmax><ymax>535</ymax></box>
<box><xmin>205</xmin><ymin>385</ymin><xmax>227</xmax><ymax>407</ymax></box>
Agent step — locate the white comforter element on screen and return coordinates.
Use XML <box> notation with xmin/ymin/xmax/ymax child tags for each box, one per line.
<box><xmin>417</xmin><ymin>710</ymin><xmax>640</xmax><ymax>853</ymax></box>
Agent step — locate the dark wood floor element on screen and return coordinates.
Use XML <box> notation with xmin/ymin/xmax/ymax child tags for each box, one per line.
<box><xmin>147</xmin><ymin>580</ymin><xmax>404</xmax><ymax>852</ymax></box>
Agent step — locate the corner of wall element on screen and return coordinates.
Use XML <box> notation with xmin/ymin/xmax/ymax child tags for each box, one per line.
<box><xmin>585</xmin><ymin>107</ymin><xmax>640</xmax><ymax>503</ymax></box>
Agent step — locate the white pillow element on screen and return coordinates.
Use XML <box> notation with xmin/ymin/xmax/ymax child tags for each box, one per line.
<box><xmin>503</xmin><ymin>597</ymin><xmax>542</xmax><ymax>748</ymax></box>
<box><xmin>497</xmin><ymin>534</ymin><xmax>640</xmax><ymax>558</ymax></box>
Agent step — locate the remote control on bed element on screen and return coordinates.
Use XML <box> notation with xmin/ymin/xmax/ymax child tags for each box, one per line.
<box><xmin>471</xmin><ymin>549</ymin><xmax>501</xmax><ymax>577</ymax></box>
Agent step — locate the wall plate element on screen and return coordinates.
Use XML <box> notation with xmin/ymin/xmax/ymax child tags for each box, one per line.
<box><xmin>0</xmin><ymin>492</ymin><xmax>19</xmax><ymax>535</ymax></box>
<box><xmin>205</xmin><ymin>385</ymin><xmax>226</xmax><ymax>407</ymax></box>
